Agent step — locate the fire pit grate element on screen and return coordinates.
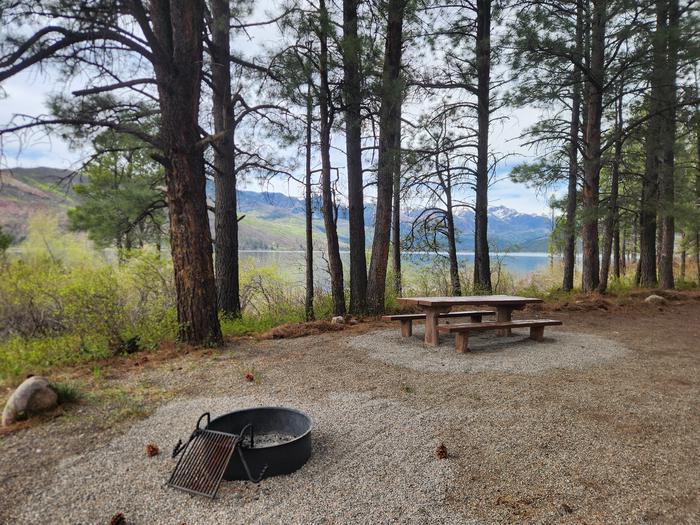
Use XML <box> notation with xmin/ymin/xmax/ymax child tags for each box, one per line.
<box><xmin>166</xmin><ymin>426</ymin><xmax>238</xmax><ymax>499</ymax></box>
<box><xmin>166</xmin><ymin>412</ymin><xmax>250</xmax><ymax>499</ymax></box>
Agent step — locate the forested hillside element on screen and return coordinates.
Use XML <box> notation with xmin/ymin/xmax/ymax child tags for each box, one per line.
<box><xmin>1</xmin><ymin>167</ymin><xmax>551</xmax><ymax>251</ymax></box>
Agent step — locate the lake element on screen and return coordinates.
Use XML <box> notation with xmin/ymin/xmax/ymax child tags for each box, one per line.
<box><xmin>239</xmin><ymin>250</ymin><xmax>557</xmax><ymax>287</ymax></box>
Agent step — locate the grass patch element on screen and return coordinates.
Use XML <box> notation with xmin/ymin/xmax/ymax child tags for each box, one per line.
<box><xmin>400</xmin><ymin>383</ymin><xmax>415</xmax><ymax>394</ymax></box>
<box><xmin>0</xmin><ymin>334</ymin><xmax>112</xmax><ymax>385</ymax></box>
<box><xmin>84</xmin><ymin>382</ymin><xmax>173</xmax><ymax>425</ymax></box>
<box><xmin>220</xmin><ymin>312</ymin><xmax>305</xmax><ymax>337</ymax></box>
<box><xmin>51</xmin><ymin>381</ymin><xmax>82</xmax><ymax>404</ymax></box>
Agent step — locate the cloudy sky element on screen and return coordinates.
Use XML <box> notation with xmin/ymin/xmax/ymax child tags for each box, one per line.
<box><xmin>0</xmin><ymin>5</ymin><xmax>561</xmax><ymax>215</ymax></box>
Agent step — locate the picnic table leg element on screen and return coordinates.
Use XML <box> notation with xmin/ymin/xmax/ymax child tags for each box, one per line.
<box><xmin>423</xmin><ymin>307</ymin><xmax>444</xmax><ymax>346</ymax></box>
<box><xmin>495</xmin><ymin>306</ymin><xmax>514</xmax><ymax>336</ymax></box>
<box><xmin>529</xmin><ymin>326</ymin><xmax>545</xmax><ymax>341</ymax></box>
<box><xmin>455</xmin><ymin>332</ymin><xmax>470</xmax><ymax>353</ymax></box>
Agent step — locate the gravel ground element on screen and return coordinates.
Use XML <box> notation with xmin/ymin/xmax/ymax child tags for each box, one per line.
<box><xmin>10</xmin><ymin>393</ymin><xmax>461</xmax><ymax>525</ymax></box>
<box><xmin>351</xmin><ymin>327</ymin><xmax>629</xmax><ymax>373</ymax></box>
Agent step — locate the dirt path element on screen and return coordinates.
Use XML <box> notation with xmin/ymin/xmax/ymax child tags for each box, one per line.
<box><xmin>1</xmin><ymin>298</ymin><xmax>698</xmax><ymax>524</ymax></box>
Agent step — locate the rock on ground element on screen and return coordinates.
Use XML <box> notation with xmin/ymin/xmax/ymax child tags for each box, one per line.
<box><xmin>2</xmin><ymin>376</ymin><xmax>58</xmax><ymax>426</ymax></box>
<box><xmin>644</xmin><ymin>294</ymin><xmax>667</xmax><ymax>304</ymax></box>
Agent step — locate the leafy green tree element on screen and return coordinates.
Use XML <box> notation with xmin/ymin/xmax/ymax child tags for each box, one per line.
<box><xmin>0</xmin><ymin>226</ymin><xmax>13</xmax><ymax>255</ymax></box>
<box><xmin>68</xmin><ymin>132</ymin><xmax>166</xmax><ymax>251</ymax></box>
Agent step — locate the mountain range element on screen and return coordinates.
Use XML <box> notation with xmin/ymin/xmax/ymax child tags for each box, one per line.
<box><xmin>233</xmin><ymin>187</ymin><xmax>552</xmax><ymax>252</ymax></box>
<box><xmin>0</xmin><ymin>167</ymin><xmax>552</xmax><ymax>252</ymax></box>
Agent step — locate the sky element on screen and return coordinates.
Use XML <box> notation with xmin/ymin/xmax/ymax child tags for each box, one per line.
<box><xmin>0</xmin><ymin>6</ymin><xmax>563</xmax><ymax>216</ymax></box>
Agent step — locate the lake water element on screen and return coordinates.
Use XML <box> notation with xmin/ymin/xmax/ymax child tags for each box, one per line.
<box><xmin>239</xmin><ymin>250</ymin><xmax>556</xmax><ymax>286</ymax></box>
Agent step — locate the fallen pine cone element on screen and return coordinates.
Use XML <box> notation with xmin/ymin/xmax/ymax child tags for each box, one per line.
<box><xmin>435</xmin><ymin>443</ymin><xmax>448</xmax><ymax>460</ymax></box>
<box><xmin>145</xmin><ymin>443</ymin><xmax>160</xmax><ymax>457</ymax></box>
<box><xmin>109</xmin><ymin>513</ymin><xmax>126</xmax><ymax>525</ymax></box>
<box><xmin>245</xmin><ymin>372</ymin><xmax>255</xmax><ymax>382</ymax></box>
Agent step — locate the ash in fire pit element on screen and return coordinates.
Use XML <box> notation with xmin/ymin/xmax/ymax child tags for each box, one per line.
<box><xmin>248</xmin><ymin>432</ymin><xmax>298</xmax><ymax>448</ymax></box>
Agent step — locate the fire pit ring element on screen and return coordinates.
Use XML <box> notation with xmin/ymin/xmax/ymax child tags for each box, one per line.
<box><xmin>207</xmin><ymin>406</ymin><xmax>313</xmax><ymax>481</ymax></box>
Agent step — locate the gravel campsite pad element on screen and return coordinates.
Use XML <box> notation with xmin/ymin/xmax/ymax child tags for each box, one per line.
<box><xmin>351</xmin><ymin>328</ymin><xmax>630</xmax><ymax>373</ymax></box>
<box><xmin>11</xmin><ymin>393</ymin><xmax>461</xmax><ymax>525</ymax></box>
<box><xmin>3</xmin><ymin>300</ymin><xmax>700</xmax><ymax>524</ymax></box>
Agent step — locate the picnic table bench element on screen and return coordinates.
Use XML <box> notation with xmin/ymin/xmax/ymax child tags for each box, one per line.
<box><xmin>438</xmin><ymin>319</ymin><xmax>562</xmax><ymax>353</ymax></box>
<box><xmin>396</xmin><ymin>295</ymin><xmax>545</xmax><ymax>346</ymax></box>
<box><xmin>382</xmin><ymin>310</ymin><xmax>496</xmax><ymax>337</ymax></box>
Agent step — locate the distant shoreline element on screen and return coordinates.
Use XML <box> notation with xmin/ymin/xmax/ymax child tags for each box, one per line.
<box><xmin>239</xmin><ymin>249</ymin><xmax>558</xmax><ymax>258</ymax></box>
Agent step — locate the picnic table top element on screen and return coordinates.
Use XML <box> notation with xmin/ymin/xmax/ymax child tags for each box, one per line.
<box><xmin>396</xmin><ymin>295</ymin><xmax>543</xmax><ymax>307</ymax></box>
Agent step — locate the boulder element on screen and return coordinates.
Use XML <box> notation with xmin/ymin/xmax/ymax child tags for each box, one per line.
<box><xmin>644</xmin><ymin>294</ymin><xmax>667</xmax><ymax>305</ymax></box>
<box><xmin>331</xmin><ymin>316</ymin><xmax>345</xmax><ymax>325</ymax></box>
<box><xmin>2</xmin><ymin>376</ymin><xmax>58</xmax><ymax>426</ymax></box>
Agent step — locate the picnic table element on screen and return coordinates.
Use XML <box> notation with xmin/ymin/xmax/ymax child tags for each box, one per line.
<box><xmin>396</xmin><ymin>295</ymin><xmax>544</xmax><ymax>346</ymax></box>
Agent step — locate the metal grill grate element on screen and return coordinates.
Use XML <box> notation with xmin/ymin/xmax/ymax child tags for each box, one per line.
<box><xmin>166</xmin><ymin>429</ymin><xmax>239</xmax><ymax>498</ymax></box>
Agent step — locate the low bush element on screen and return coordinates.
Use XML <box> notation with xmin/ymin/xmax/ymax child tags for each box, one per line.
<box><xmin>0</xmin><ymin>215</ymin><xmax>176</xmax><ymax>383</ymax></box>
<box><xmin>51</xmin><ymin>381</ymin><xmax>82</xmax><ymax>404</ymax></box>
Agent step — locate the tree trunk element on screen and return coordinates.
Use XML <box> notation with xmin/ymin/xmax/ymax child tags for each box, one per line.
<box><xmin>563</xmin><ymin>0</ymin><xmax>584</xmax><ymax>292</ymax></box>
<box><xmin>305</xmin><ymin>72</ymin><xmax>315</xmax><ymax>322</ymax></box>
<box><xmin>152</xmin><ymin>0</ymin><xmax>222</xmax><ymax>345</ymax></box>
<box><xmin>445</xmin><ymin>175</ymin><xmax>461</xmax><ymax>296</ymax></box>
<box><xmin>658</xmin><ymin>0</ymin><xmax>679</xmax><ymax>289</ymax></box>
<box><xmin>367</xmin><ymin>0</ymin><xmax>406</xmax><ymax>313</ymax></box>
<box><xmin>679</xmin><ymin>230</ymin><xmax>686</xmax><ymax>281</ymax></box>
<box><xmin>319</xmin><ymin>0</ymin><xmax>346</xmax><ymax>316</ymax></box>
<box><xmin>696</xmin><ymin>232</ymin><xmax>700</xmax><ymax>286</ymax></box>
<box><xmin>581</xmin><ymin>0</ymin><xmax>605</xmax><ymax>292</ymax></box>
<box><xmin>343</xmin><ymin>0</ymin><xmax>367</xmax><ymax>314</ymax></box>
<box><xmin>210</xmin><ymin>0</ymin><xmax>240</xmax><ymax>318</ymax></box>
<box><xmin>392</xmin><ymin>102</ymin><xmax>402</xmax><ymax>296</ymax></box>
<box><xmin>639</xmin><ymin>0</ymin><xmax>669</xmax><ymax>288</ymax></box>
<box><xmin>613</xmin><ymin>223</ymin><xmax>621</xmax><ymax>278</ymax></box>
<box><xmin>598</xmin><ymin>82</ymin><xmax>623</xmax><ymax>292</ymax></box>
<box><xmin>473</xmin><ymin>0</ymin><xmax>492</xmax><ymax>292</ymax></box>
<box><xmin>695</xmin><ymin>100</ymin><xmax>700</xmax><ymax>285</ymax></box>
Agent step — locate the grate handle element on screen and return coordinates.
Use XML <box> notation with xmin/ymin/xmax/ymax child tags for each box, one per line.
<box><xmin>196</xmin><ymin>412</ymin><xmax>211</xmax><ymax>431</ymax></box>
<box><xmin>172</xmin><ymin>412</ymin><xmax>211</xmax><ymax>458</ymax></box>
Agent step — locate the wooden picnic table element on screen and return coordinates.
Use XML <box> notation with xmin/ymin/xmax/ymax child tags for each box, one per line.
<box><xmin>396</xmin><ymin>295</ymin><xmax>544</xmax><ymax>346</ymax></box>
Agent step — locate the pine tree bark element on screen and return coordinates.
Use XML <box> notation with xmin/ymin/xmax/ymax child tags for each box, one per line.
<box><xmin>563</xmin><ymin>0</ymin><xmax>584</xmax><ymax>292</ymax></box>
<box><xmin>210</xmin><ymin>0</ymin><xmax>241</xmax><ymax>318</ymax></box>
<box><xmin>581</xmin><ymin>0</ymin><xmax>605</xmax><ymax>292</ymax></box>
<box><xmin>473</xmin><ymin>0</ymin><xmax>492</xmax><ymax>292</ymax></box>
<box><xmin>598</xmin><ymin>83</ymin><xmax>623</xmax><ymax>292</ymax></box>
<box><xmin>153</xmin><ymin>0</ymin><xmax>222</xmax><ymax>345</ymax></box>
<box><xmin>305</xmin><ymin>73</ymin><xmax>315</xmax><ymax>322</ymax></box>
<box><xmin>367</xmin><ymin>0</ymin><xmax>406</xmax><ymax>313</ymax></box>
<box><xmin>695</xmin><ymin>102</ymin><xmax>700</xmax><ymax>285</ymax></box>
<box><xmin>679</xmin><ymin>230</ymin><xmax>686</xmax><ymax>281</ymax></box>
<box><xmin>613</xmin><ymin>225</ymin><xmax>621</xmax><ymax>278</ymax></box>
<box><xmin>658</xmin><ymin>0</ymin><xmax>679</xmax><ymax>289</ymax></box>
<box><xmin>639</xmin><ymin>0</ymin><xmax>668</xmax><ymax>288</ymax></box>
<box><xmin>343</xmin><ymin>0</ymin><xmax>368</xmax><ymax>314</ymax></box>
<box><xmin>392</xmin><ymin>102</ymin><xmax>402</xmax><ymax>296</ymax></box>
<box><xmin>319</xmin><ymin>0</ymin><xmax>346</xmax><ymax>316</ymax></box>
<box><xmin>445</xmin><ymin>173</ymin><xmax>462</xmax><ymax>296</ymax></box>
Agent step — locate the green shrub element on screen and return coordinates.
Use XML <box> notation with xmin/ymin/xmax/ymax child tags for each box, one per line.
<box><xmin>51</xmin><ymin>381</ymin><xmax>82</xmax><ymax>404</ymax></box>
<box><xmin>0</xmin><ymin>225</ymin><xmax>13</xmax><ymax>255</ymax></box>
<box><xmin>0</xmin><ymin>334</ymin><xmax>111</xmax><ymax>382</ymax></box>
<box><xmin>0</xmin><ymin>217</ymin><xmax>176</xmax><ymax>383</ymax></box>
